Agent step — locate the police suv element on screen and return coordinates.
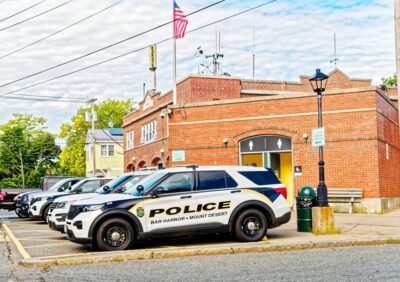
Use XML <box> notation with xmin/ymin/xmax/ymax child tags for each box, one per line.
<box><xmin>65</xmin><ymin>165</ymin><xmax>291</xmax><ymax>251</ymax></box>
<box><xmin>29</xmin><ymin>176</ymin><xmax>113</xmax><ymax>221</ymax></box>
<box><xmin>48</xmin><ymin>171</ymin><xmax>153</xmax><ymax>232</ymax></box>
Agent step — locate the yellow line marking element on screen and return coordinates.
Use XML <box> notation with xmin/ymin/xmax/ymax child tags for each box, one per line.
<box><xmin>25</xmin><ymin>242</ymin><xmax>74</xmax><ymax>249</ymax></box>
<box><xmin>0</xmin><ymin>235</ymin><xmax>10</xmax><ymax>242</ymax></box>
<box><xmin>18</xmin><ymin>238</ymin><xmax>68</xmax><ymax>242</ymax></box>
<box><xmin>2</xmin><ymin>224</ymin><xmax>31</xmax><ymax>259</ymax></box>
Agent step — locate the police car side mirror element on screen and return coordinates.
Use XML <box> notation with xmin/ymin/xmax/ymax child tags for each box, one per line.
<box><xmin>103</xmin><ymin>185</ymin><xmax>111</xmax><ymax>192</ymax></box>
<box><xmin>75</xmin><ymin>187</ymin><xmax>82</xmax><ymax>193</ymax></box>
<box><xmin>137</xmin><ymin>185</ymin><xmax>144</xmax><ymax>193</ymax></box>
<box><xmin>151</xmin><ymin>187</ymin><xmax>164</xmax><ymax>198</ymax></box>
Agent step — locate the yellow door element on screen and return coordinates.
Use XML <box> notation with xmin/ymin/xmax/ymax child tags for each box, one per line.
<box><xmin>241</xmin><ymin>154</ymin><xmax>263</xmax><ymax>167</ymax></box>
<box><xmin>279</xmin><ymin>153</ymin><xmax>293</xmax><ymax>206</ymax></box>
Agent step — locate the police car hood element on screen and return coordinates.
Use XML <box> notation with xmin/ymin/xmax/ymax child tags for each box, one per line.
<box><xmin>73</xmin><ymin>193</ymin><xmax>136</xmax><ymax>206</ymax></box>
<box><xmin>53</xmin><ymin>193</ymin><xmax>102</xmax><ymax>203</ymax></box>
<box><xmin>31</xmin><ymin>191</ymin><xmax>69</xmax><ymax>199</ymax></box>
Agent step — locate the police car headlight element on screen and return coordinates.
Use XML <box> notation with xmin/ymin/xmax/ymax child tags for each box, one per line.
<box><xmin>82</xmin><ymin>205</ymin><xmax>103</xmax><ymax>212</ymax></box>
<box><xmin>57</xmin><ymin>202</ymin><xmax>67</xmax><ymax>209</ymax></box>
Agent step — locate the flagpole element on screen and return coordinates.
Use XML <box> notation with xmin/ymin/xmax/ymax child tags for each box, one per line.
<box><xmin>173</xmin><ymin>37</ymin><xmax>177</xmax><ymax>105</ymax></box>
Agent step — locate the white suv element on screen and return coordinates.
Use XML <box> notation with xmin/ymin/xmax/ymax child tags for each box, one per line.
<box><xmin>29</xmin><ymin>176</ymin><xmax>114</xmax><ymax>221</ymax></box>
<box><xmin>65</xmin><ymin>166</ymin><xmax>291</xmax><ymax>251</ymax></box>
<box><xmin>48</xmin><ymin>171</ymin><xmax>153</xmax><ymax>232</ymax></box>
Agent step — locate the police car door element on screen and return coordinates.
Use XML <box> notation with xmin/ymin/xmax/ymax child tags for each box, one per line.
<box><xmin>141</xmin><ymin>172</ymin><xmax>198</xmax><ymax>233</ymax></box>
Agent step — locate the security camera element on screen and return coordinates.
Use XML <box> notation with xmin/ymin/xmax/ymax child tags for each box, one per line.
<box><xmin>160</xmin><ymin>112</ymin><xmax>165</xmax><ymax>119</ymax></box>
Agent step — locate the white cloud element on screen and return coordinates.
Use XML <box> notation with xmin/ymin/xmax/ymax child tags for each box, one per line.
<box><xmin>0</xmin><ymin>0</ymin><xmax>395</xmax><ymax>133</ymax></box>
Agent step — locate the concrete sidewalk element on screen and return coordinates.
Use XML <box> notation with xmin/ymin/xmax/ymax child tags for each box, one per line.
<box><xmin>4</xmin><ymin>210</ymin><xmax>399</xmax><ymax>268</ymax></box>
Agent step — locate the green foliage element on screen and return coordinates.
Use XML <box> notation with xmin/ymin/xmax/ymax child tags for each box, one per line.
<box><xmin>0</xmin><ymin>114</ymin><xmax>61</xmax><ymax>188</ymax></box>
<box><xmin>59</xmin><ymin>99</ymin><xmax>134</xmax><ymax>176</ymax></box>
<box><xmin>381</xmin><ymin>74</ymin><xmax>397</xmax><ymax>87</ymax></box>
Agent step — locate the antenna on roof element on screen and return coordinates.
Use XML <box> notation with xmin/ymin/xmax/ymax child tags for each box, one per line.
<box><xmin>330</xmin><ymin>32</ymin><xmax>339</xmax><ymax>69</ymax></box>
<box><xmin>205</xmin><ymin>28</ymin><xmax>224</xmax><ymax>75</ymax></box>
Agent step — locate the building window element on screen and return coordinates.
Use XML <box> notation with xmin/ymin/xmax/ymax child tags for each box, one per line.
<box><xmin>101</xmin><ymin>144</ymin><xmax>115</xmax><ymax>157</ymax></box>
<box><xmin>141</xmin><ymin>120</ymin><xmax>157</xmax><ymax>144</ymax></box>
<box><xmin>126</xmin><ymin>130</ymin><xmax>134</xmax><ymax>150</ymax></box>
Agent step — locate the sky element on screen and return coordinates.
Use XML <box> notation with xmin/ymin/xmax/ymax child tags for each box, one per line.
<box><xmin>0</xmin><ymin>0</ymin><xmax>396</xmax><ymax>139</ymax></box>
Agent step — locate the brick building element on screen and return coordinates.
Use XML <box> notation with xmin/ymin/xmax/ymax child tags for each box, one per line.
<box><xmin>123</xmin><ymin>69</ymin><xmax>400</xmax><ymax>213</ymax></box>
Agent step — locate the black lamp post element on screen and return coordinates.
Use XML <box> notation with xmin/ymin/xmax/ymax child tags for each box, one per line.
<box><xmin>309</xmin><ymin>69</ymin><xmax>329</xmax><ymax>207</ymax></box>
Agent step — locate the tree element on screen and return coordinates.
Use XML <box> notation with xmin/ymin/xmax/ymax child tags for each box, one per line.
<box><xmin>59</xmin><ymin>99</ymin><xmax>134</xmax><ymax>176</ymax></box>
<box><xmin>0</xmin><ymin>114</ymin><xmax>60</xmax><ymax>188</ymax></box>
<box><xmin>382</xmin><ymin>74</ymin><xmax>397</xmax><ymax>87</ymax></box>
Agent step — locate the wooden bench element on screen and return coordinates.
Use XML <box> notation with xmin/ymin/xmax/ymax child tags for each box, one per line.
<box><xmin>313</xmin><ymin>188</ymin><xmax>362</xmax><ymax>214</ymax></box>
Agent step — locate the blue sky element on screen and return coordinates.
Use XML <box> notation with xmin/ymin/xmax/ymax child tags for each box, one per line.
<box><xmin>0</xmin><ymin>0</ymin><xmax>395</xmax><ymax>136</ymax></box>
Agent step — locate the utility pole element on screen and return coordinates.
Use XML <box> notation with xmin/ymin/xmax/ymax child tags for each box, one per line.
<box><xmin>86</xmin><ymin>98</ymin><xmax>97</xmax><ymax>176</ymax></box>
<box><xmin>395</xmin><ymin>0</ymin><xmax>400</xmax><ymax>125</ymax></box>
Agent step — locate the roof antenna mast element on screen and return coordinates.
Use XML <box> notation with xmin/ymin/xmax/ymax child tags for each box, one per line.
<box><xmin>330</xmin><ymin>32</ymin><xmax>339</xmax><ymax>69</ymax></box>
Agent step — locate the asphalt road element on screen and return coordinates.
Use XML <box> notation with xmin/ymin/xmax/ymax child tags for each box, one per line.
<box><xmin>1</xmin><ymin>239</ymin><xmax>400</xmax><ymax>281</ymax></box>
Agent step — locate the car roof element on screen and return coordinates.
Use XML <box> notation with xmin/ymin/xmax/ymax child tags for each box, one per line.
<box><xmin>159</xmin><ymin>165</ymin><xmax>267</xmax><ymax>173</ymax></box>
<box><xmin>122</xmin><ymin>171</ymin><xmax>154</xmax><ymax>176</ymax></box>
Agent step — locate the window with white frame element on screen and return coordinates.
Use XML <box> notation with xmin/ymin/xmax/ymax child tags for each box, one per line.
<box><xmin>101</xmin><ymin>144</ymin><xmax>115</xmax><ymax>157</ymax></box>
<box><xmin>141</xmin><ymin>120</ymin><xmax>157</xmax><ymax>144</ymax></box>
<box><xmin>126</xmin><ymin>130</ymin><xmax>134</xmax><ymax>150</ymax></box>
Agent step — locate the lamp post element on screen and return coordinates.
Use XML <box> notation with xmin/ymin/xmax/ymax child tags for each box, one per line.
<box><xmin>309</xmin><ymin>69</ymin><xmax>329</xmax><ymax>207</ymax></box>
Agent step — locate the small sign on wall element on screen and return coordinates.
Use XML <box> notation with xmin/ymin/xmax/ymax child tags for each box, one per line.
<box><xmin>294</xmin><ymin>166</ymin><xmax>302</xmax><ymax>176</ymax></box>
<box><xmin>172</xmin><ymin>150</ymin><xmax>186</xmax><ymax>162</ymax></box>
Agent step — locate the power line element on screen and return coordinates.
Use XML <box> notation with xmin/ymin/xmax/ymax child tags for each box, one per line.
<box><xmin>0</xmin><ymin>0</ymin><xmax>74</xmax><ymax>32</ymax></box>
<box><xmin>0</xmin><ymin>0</ymin><xmax>47</xmax><ymax>23</ymax></box>
<box><xmin>0</xmin><ymin>95</ymin><xmax>84</xmax><ymax>103</ymax></box>
<box><xmin>0</xmin><ymin>0</ymin><xmax>278</xmax><ymax>98</ymax></box>
<box><xmin>3</xmin><ymin>92</ymin><xmax>84</xmax><ymax>99</ymax></box>
<box><xmin>0</xmin><ymin>0</ymin><xmax>225</xmax><ymax>89</ymax></box>
<box><xmin>0</xmin><ymin>1</ymin><xmax>121</xmax><ymax>60</ymax></box>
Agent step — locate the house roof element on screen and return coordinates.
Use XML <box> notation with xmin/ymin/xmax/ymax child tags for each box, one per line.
<box><xmin>85</xmin><ymin>128</ymin><xmax>123</xmax><ymax>144</ymax></box>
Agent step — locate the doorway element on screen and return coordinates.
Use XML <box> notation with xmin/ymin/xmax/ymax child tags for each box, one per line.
<box><xmin>240</xmin><ymin>135</ymin><xmax>294</xmax><ymax>206</ymax></box>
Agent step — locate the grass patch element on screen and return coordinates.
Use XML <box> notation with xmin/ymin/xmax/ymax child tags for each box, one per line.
<box><xmin>385</xmin><ymin>238</ymin><xmax>400</xmax><ymax>245</ymax></box>
<box><xmin>112</xmin><ymin>256</ymin><xmax>125</xmax><ymax>262</ymax></box>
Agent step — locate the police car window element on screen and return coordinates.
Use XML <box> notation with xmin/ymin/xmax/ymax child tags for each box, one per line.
<box><xmin>198</xmin><ymin>171</ymin><xmax>226</xmax><ymax>190</ymax></box>
<box><xmin>79</xmin><ymin>180</ymin><xmax>103</xmax><ymax>193</ymax></box>
<box><xmin>114</xmin><ymin>175</ymin><xmax>148</xmax><ymax>193</ymax></box>
<box><xmin>225</xmin><ymin>172</ymin><xmax>238</xmax><ymax>188</ymax></box>
<box><xmin>238</xmin><ymin>170</ymin><xmax>281</xmax><ymax>185</ymax></box>
<box><xmin>156</xmin><ymin>173</ymin><xmax>194</xmax><ymax>194</ymax></box>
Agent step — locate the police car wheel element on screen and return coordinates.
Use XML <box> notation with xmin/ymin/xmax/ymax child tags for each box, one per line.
<box><xmin>234</xmin><ymin>209</ymin><xmax>267</xmax><ymax>242</ymax></box>
<box><xmin>15</xmin><ymin>208</ymin><xmax>28</xmax><ymax>218</ymax></box>
<box><xmin>42</xmin><ymin>205</ymin><xmax>51</xmax><ymax>222</ymax></box>
<box><xmin>96</xmin><ymin>218</ymin><xmax>134</xmax><ymax>252</ymax></box>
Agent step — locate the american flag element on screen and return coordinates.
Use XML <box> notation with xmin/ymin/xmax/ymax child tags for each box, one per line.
<box><xmin>173</xmin><ymin>0</ymin><xmax>188</xmax><ymax>39</ymax></box>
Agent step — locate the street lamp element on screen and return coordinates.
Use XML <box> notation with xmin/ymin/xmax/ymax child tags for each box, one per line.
<box><xmin>309</xmin><ymin>69</ymin><xmax>329</xmax><ymax>207</ymax></box>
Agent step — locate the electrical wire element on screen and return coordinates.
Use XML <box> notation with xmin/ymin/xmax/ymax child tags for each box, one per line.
<box><xmin>0</xmin><ymin>95</ymin><xmax>84</xmax><ymax>103</ymax></box>
<box><xmin>0</xmin><ymin>0</ymin><xmax>47</xmax><ymax>23</ymax></box>
<box><xmin>0</xmin><ymin>0</ymin><xmax>225</xmax><ymax>89</ymax></box>
<box><xmin>0</xmin><ymin>1</ymin><xmax>121</xmax><ymax>60</ymax></box>
<box><xmin>0</xmin><ymin>0</ymin><xmax>74</xmax><ymax>32</ymax></box>
<box><xmin>0</xmin><ymin>0</ymin><xmax>278</xmax><ymax>98</ymax></box>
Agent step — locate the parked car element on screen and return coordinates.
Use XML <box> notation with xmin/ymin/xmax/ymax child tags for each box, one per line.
<box><xmin>48</xmin><ymin>171</ymin><xmax>153</xmax><ymax>232</ymax></box>
<box><xmin>0</xmin><ymin>176</ymin><xmax>74</xmax><ymax>216</ymax></box>
<box><xmin>14</xmin><ymin>178</ymin><xmax>82</xmax><ymax>218</ymax></box>
<box><xmin>65</xmin><ymin>165</ymin><xmax>291</xmax><ymax>251</ymax></box>
<box><xmin>29</xmin><ymin>176</ymin><xmax>114</xmax><ymax>221</ymax></box>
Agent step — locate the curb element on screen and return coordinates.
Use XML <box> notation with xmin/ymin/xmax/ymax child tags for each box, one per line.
<box><xmin>19</xmin><ymin>237</ymin><xmax>400</xmax><ymax>268</ymax></box>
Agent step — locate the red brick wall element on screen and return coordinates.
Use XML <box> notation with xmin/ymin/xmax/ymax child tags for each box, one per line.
<box><xmin>169</xmin><ymin>90</ymin><xmax>385</xmax><ymax>199</ymax></box>
<box><xmin>376</xmin><ymin>93</ymin><xmax>400</xmax><ymax>198</ymax></box>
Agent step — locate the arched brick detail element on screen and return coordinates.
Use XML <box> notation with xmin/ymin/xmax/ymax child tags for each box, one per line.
<box><xmin>151</xmin><ymin>157</ymin><xmax>162</xmax><ymax>166</ymax></box>
<box><xmin>137</xmin><ymin>160</ymin><xmax>146</xmax><ymax>169</ymax></box>
<box><xmin>233</xmin><ymin>127</ymin><xmax>299</xmax><ymax>144</ymax></box>
<box><xmin>126</xmin><ymin>163</ymin><xmax>135</xmax><ymax>171</ymax></box>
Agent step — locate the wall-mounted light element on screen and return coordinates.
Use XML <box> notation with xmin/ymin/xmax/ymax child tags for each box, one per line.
<box><xmin>223</xmin><ymin>138</ymin><xmax>228</xmax><ymax>146</ymax></box>
<box><xmin>303</xmin><ymin>133</ymin><xmax>308</xmax><ymax>143</ymax></box>
<box><xmin>160</xmin><ymin>112</ymin><xmax>165</xmax><ymax>119</ymax></box>
<box><xmin>131</xmin><ymin>156</ymin><xmax>136</xmax><ymax>163</ymax></box>
<box><xmin>160</xmin><ymin>148</ymin><xmax>165</xmax><ymax>154</ymax></box>
<box><xmin>167</xmin><ymin>108</ymin><xmax>172</xmax><ymax>118</ymax></box>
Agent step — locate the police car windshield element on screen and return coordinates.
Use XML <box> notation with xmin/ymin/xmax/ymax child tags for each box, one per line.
<box><xmin>69</xmin><ymin>179</ymin><xmax>88</xmax><ymax>192</ymax></box>
<box><xmin>95</xmin><ymin>174</ymin><xmax>132</xmax><ymax>194</ymax></box>
<box><xmin>124</xmin><ymin>171</ymin><xmax>167</xmax><ymax>196</ymax></box>
<box><xmin>48</xmin><ymin>179</ymin><xmax>72</xmax><ymax>191</ymax></box>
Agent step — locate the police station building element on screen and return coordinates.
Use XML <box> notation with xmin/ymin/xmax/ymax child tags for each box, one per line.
<box><xmin>123</xmin><ymin>69</ymin><xmax>400</xmax><ymax>213</ymax></box>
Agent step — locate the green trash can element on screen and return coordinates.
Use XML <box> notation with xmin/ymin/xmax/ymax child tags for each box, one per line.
<box><xmin>296</xmin><ymin>186</ymin><xmax>317</xmax><ymax>232</ymax></box>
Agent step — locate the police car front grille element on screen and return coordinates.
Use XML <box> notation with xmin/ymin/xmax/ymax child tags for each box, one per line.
<box><xmin>67</xmin><ymin>206</ymin><xmax>81</xmax><ymax>220</ymax></box>
<box><xmin>49</xmin><ymin>203</ymin><xmax>57</xmax><ymax>212</ymax></box>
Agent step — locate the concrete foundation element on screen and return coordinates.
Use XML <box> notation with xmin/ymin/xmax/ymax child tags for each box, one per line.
<box><xmin>328</xmin><ymin>197</ymin><xmax>400</xmax><ymax>214</ymax></box>
<box><xmin>312</xmin><ymin>207</ymin><xmax>336</xmax><ymax>234</ymax></box>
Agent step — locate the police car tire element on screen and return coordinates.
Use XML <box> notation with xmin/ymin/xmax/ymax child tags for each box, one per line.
<box><xmin>234</xmin><ymin>209</ymin><xmax>267</xmax><ymax>242</ymax></box>
<box><xmin>42</xmin><ymin>205</ymin><xmax>50</xmax><ymax>221</ymax></box>
<box><xmin>15</xmin><ymin>208</ymin><xmax>28</xmax><ymax>218</ymax></box>
<box><xmin>96</xmin><ymin>218</ymin><xmax>134</xmax><ymax>252</ymax></box>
